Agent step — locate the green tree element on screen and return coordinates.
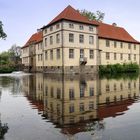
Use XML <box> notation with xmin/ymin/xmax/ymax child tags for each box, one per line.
<box><xmin>0</xmin><ymin>21</ymin><xmax>7</xmax><ymax>39</ymax></box>
<box><xmin>78</xmin><ymin>9</ymin><xmax>105</xmax><ymax>22</ymax></box>
<box><xmin>0</xmin><ymin>51</ymin><xmax>11</xmax><ymax>65</ymax></box>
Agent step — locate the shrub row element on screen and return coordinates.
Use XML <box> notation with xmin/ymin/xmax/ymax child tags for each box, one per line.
<box><xmin>99</xmin><ymin>63</ymin><xmax>139</xmax><ymax>74</ymax></box>
<box><xmin>0</xmin><ymin>66</ymin><xmax>16</xmax><ymax>73</ymax></box>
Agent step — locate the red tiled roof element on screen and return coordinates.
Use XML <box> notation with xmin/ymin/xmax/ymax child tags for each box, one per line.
<box><xmin>44</xmin><ymin>5</ymin><xmax>99</xmax><ymax>28</ymax></box>
<box><xmin>98</xmin><ymin>99</ymin><xmax>134</xmax><ymax>119</ymax></box>
<box><xmin>22</xmin><ymin>31</ymin><xmax>43</xmax><ymax>48</ymax></box>
<box><xmin>98</xmin><ymin>22</ymin><xmax>140</xmax><ymax>43</ymax></box>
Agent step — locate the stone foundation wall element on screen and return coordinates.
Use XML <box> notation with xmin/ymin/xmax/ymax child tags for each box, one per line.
<box><xmin>43</xmin><ymin>66</ymin><xmax>63</xmax><ymax>73</ymax></box>
<box><xmin>43</xmin><ymin>65</ymin><xmax>98</xmax><ymax>74</ymax></box>
<box><xmin>36</xmin><ymin>66</ymin><xmax>43</xmax><ymax>72</ymax></box>
<box><xmin>22</xmin><ymin>65</ymin><xmax>98</xmax><ymax>74</ymax></box>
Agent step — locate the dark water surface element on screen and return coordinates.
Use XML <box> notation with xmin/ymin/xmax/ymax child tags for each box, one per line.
<box><xmin>0</xmin><ymin>73</ymin><xmax>140</xmax><ymax>140</ymax></box>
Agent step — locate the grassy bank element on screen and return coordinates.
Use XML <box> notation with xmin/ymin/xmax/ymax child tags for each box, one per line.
<box><xmin>99</xmin><ymin>63</ymin><xmax>139</xmax><ymax>75</ymax></box>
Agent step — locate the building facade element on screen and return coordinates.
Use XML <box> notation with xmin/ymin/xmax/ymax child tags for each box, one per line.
<box><xmin>21</xmin><ymin>5</ymin><xmax>140</xmax><ymax>74</ymax></box>
<box><xmin>22</xmin><ymin>31</ymin><xmax>43</xmax><ymax>72</ymax></box>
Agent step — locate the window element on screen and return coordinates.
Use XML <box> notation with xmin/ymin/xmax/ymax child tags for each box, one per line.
<box><xmin>79</xmin><ymin>103</ymin><xmax>84</xmax><ymax>112</ymax></box>
<box><xmin>56</xmin><ymin>23</ymin><xmax>60</xmax><ymax>29</ymax></box>
<box><xmin>69</xmin><ymin>88</ymin><xmax>74</xmax><ymax>100</ymax></box>
<box><xmin>114</xmin><ymin>41</ymin><xmax>117</xmax><ymax>48</ymax></box>
<box><xmin>134</xmin><ymin>82</ymin><xmax>136</xmax><ymax>88</ymax></box>
<box><xmin>89</xmin><ymin>26</ymin><xmax>93</xmax><ymax>31</ymax></box>
<box><xmin>128</xmin><ymin>54</ymin><xmax>131</xmax><ymax>60</ymax></box>
<box><xmin>120</xmin><ymin>42</ymin><xmax>123</xmax><ymax>48</ymax></box>
<box><xmin>50</xmin><ymin>36</ymin><xmax>53</xmax><ymax>45</ymax></box>
<box><xmin>106</xmin><ymin>40</ymin><xmax>110</xmax><ymax>47</ymax></box>
<box><xmin>80</xmin><ymin>49</ymin><xmax>84</xmax><ymax>58</ymax></box>
<box><xmin>45</xmin><ymin>86</ymin><xmax>48</xmax><ymax>96</ymax></box>
<box><xmin>114</xmin><ymin>53</ymin><xmax>117</xmax><ymax>60</ymax></box>
<box><xmin>80</xmin><ymin>86</ymin><xmax>85</xmax><ymax>98</ymax></box>
<box><xmin>89</xmin><ymin>36</ymin><xmax>94</xmax><ymax>44</ymax></box>
<box><xmin>79</xmin><ymin>34</ymin><xmax>84</xmax><ymax>43</ymax></box>
<box><xmin>69</xmin><ymin>104</ymin><xmax>74</xmax><ymax>113</ymax></box>
<box><xmin>50</xmin><ymin>50</ymin><xmax>53</xmax><ymax>60</ymax></box>
<box><xmin>134</xmin><ymin>54</ymin><xmax>136</xmax><ymax>61</ymax></box>
<box><xmin>106</xmin><ymin>84</ymin><xmax>110</xmax><ymax>92</ymax></box>
<box><xmin>51</xmin><ymin>87</ymin><xmax>54</xmax><ymax>97</ymax></box>
<box><xmin>120</xmin><ymin>83</ymin><xmax>123</xmax><ymax>90</ymax></box>
<box><xmin>120</xmin><ymin>53</ymin><xmax>123</xmax><ymax>60</ymax></box>
<box><xmin>106</xmin><ymin>52</ymin><xmax>110</xmax><ymax>60</ymax></box>
<box><xmin>50</xmin><ymin>26</ymin><xmax>53</xmax><ymax>31</ymax></box>
<box><xmin>69</xmin><ymin>33</ymin><xmax>74</xmax><ymax>42</ymax></box>
<box><xmin>56</xmin><ymin>33</ymin><xmax>60</xmax><ymax>43</ymax></box>
<box><xmin>114</xmin><ymin>84</ymin><xmax>117</xmax><ymax>91</ymax></box>
<box><xmin>89</xmin><ymin>101</ymin><xmax>94</xmax><ymax>110</ymax></box>
<box><xmin>40</xmin><ymin>54</ymin><xmax>42</xmax><ymax>61</ymax></box>
<box><xmin>45</xmin><ymin>51</ymin><xmax>48</xmax><ymax>60</ymax></box>
<box><xmin>134</xmin><ymin>44</ymin><xmax>136</xmax><ymax>50</ymax></box>
<box><xmin>44</xmin><ymin>29</ymin><xmax>47</xmax><ymax>34</ymax></box>
<box><xmin>38</xmin><ymin>55</ymin><xmax>40</xmax><ymax>61</ymax></box>
<box><xmin>89</xmin><ymin>87</ymin><xmax>94</xmax><ymax>96</ymax></box>
<box><xmin>57</xmin><ymin>88</ymin><xmax>61</xmax><ymax>99</ymax></box>
<box><xmin>89</xmin><ymin>50</ymin><xmax>94</xmax><ymax>59</ymax></box>
<box><xmin>69</xmin><ymin>23</ymin><xmax>74</xmax><ymax>28</ymax></box>
<box><xmin>45</xmin><ymin>38</ymin><xmax>47</xmax><ymax>47</ymax></box>
<box><xmin>69</xmin><ymin>49</ymin><xmax>74</xmax><ymax>58</ymax></box>
<box><xmin>57</xmin><ymin>49</ymin><xmax>60</xmax><ymax>59</ymax></box>
<box><xmin>128</xmin><ymin>82</ymin><xmax>131</xmax><ymax>89</ymax></box>
<box><xmin>128</xmin><ymin>43</ymin><xmax>131</xmax><ymax>49</ymax></box>
<box><xmin>79</xmin><ymin>25</ymin><xmax>84</xmax><ymax>30</ymax></box>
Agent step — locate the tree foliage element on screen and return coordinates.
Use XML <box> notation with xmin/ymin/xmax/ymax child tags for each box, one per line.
<box><xmin>0</xmin><ymin>21</ymin><xmax>7</xmax><ymax>39</ymax></box>
<box><xmin>0</xmin><ymin>51</ymin><xmax>11</xmax><ymax>65</ymax></box>
<box><xmin>78</xmin><ymin>9</ymin><xmax>105</xmax><ymax>22</ymax></box>
<box><xmin>0</xmin><ymin>44</ymin><xmax>21</xmax><ymax>73</ymax></box>
<box><xmin>9</xmin><ymin>44</ymin><xmax>21</xmax><ymax>57</ymax></box>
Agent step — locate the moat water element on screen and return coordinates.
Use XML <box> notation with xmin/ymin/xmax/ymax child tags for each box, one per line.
<box><xmin>0</xmin><ymin>73</ymin><xmax>140</xmax><ymax>140</ymax></box>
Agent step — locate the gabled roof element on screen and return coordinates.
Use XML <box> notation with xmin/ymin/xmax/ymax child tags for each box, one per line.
<box><xmin>98</xmin><ymin>22</ymin><xmax>140</xmax><ymax>43</ymax></box>
<box><xmin>22</xmin><ymin>31</ymin><xmax>43</xmax><ymax>48</ymax></box>
<box><xmin>43</xmin><ymin>5</ymin><xmax>98</xmax><ymax>28</ymax></box>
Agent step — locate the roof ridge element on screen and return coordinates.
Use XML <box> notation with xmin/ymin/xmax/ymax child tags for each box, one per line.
<box><xmin>42</xmin><ymin>5</ymin><xmax>98</xmax><ymax>28</ymax></box>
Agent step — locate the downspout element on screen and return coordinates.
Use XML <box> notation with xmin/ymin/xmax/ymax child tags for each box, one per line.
<box><xmin>61</xmin><ymin>21</ymin><xmax>64</xmax><ymax>74</ymax></box>
<box><xmin>96</xmin><ymin>26</ymin><xmax>100</xmax><ymax>72</ymax></box>
<box><xmin>61</xmin><ymin>21</ymin><xmax>65</xmax><ymax>126</ymax></box>
<box><xmin>42</xmin><ymin>37</ymin><xmax>45</xmax><ymax>73</ymax></box>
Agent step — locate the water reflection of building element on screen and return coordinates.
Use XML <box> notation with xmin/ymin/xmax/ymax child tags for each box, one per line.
<box><xmin>22</xmin><ymin>74</ymin><xmax>140</xmax><ymax>136</ymax></box>
<box><xmin>43</xmin><ymin>74</ymin><xmax>98</xmax><ymax>127</ymax></box>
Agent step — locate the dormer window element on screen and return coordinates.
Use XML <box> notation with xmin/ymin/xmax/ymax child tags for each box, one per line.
<box><xmin>89</xmin><ymin>26</ymin><xmax>93</xmax><ymax>31</ymax></box>
<box><xmin>128</xmin><ymin>43</ymin><xmax>131</xmax><ymax>49</ymax></box>
<box><xmin>50</xmin><ymin>26</ymin><xmax>53</xmax><ymax>31</ymax></box>
<box><xmin>79</xmin><ymin>25</ymin><xmax>84</xmax><ymax>30</ymax></box>
<box><xmin>44</xmin><ymin>29</ymin><xmax>47</xmax><ymax>34</ymax></box>
<box><xmin>69</xmin><ymin>23</ymin><xmax>74</xmax><ymax>29</ymax></box>
<box><xmin>106</xmin><ymin>40</ymin><xmax>110</xmax><ymax>47</ymax></box>
<box><xmin>56</xmin><ymin>24</ymin><xmax>60</xmax><ymax>29</ymax></box>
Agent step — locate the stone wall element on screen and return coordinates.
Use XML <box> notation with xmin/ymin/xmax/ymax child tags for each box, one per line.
<box><xmin>42</xmin><ymin>65</ymin><xmax>98</xmax><ymax>74</ymax></box>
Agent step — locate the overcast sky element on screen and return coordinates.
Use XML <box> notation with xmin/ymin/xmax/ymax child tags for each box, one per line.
<box><xmin>0</xmin><ymin>0</ymin><xmax>140</xmax><ymax>52</ymax></box>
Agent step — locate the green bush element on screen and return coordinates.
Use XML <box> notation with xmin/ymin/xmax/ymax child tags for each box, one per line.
<box><xmin>99</xmin><ymin>63</ymin><xmax>139</xmax><ymax>74</ymax></box>
<box><xmin>0</xmin><ymin>66</ymin><xmax>16</xmax><ymax>73</ymax></box>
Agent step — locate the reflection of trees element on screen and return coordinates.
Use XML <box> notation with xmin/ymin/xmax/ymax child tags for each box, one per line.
<box><xmin>0</xmin><ymin>120</ymin><xmax>8</xmax><ymax>140</ymax></box>
<box><xmin>0</xmin><ymin>77</ymin><xmax>14</xmax><ymax>88</ymax></box>
<box><xmin>85</xmin><ymin>120</ymin><xmax>105</xmax><ymax>137</ymax></box>
<box><xmin>10</xmin><ymin>77</ymin><xmax>22</xmax><ymax>95</ymax></box>
<box><xmin>0</xmin><ymin>76</ymin><xmax>22</xmax><ymax>95</ymax></box>
<box><xmin>100</xmin><ymin>73</ymin><xmax>139</xmax><ymax>80</ymax></box>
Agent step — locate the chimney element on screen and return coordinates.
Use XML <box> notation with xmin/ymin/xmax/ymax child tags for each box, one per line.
<box><xmin>37</xmin><ymin>29</ymin><xmax>42</xmax><ymax>32</ymax></box>
<box><xmin>112</xmin><ymin>23</ymin><xmax>117</xmax><ymax>27</ymax></box>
